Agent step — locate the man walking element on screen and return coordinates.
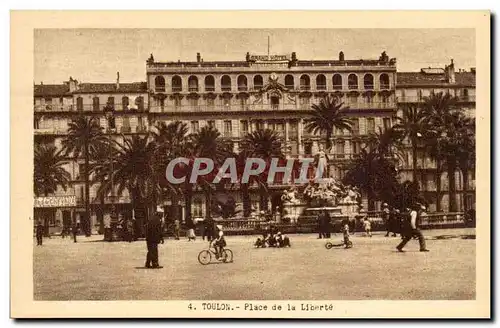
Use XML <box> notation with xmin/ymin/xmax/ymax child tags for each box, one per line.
<box><xmin>382</xmin><ymin>203</ymin><xmax>391</xmax><ymax>237</ymax></box>
<box><xmin>145</xmin><ymin>213</ymin><xmax>163</xmax><ymax>269</ymax></box>
<box><xmin>35</xmin><ymin>220</ymin><xmax>44</xmax><ymax>246</ymax></box>
<box><xmin>72</xmin><ymin>221</ymin><xmax>78</xmax><ymax>243</ymax></box>
<box><xmin>396</xmin><ymin>204</ymin><xmax>429</xmax><ymax>252</ymax></box>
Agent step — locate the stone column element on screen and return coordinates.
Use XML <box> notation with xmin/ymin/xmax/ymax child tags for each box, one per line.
<box><xmin>298</xmin><ymin>118</ymin><xmax>304</xmax><ymax>155</ymax></box>
<box><xmin>284</xmin><ymin>120</ymin><xmax>290</xmax><ymax>155</ymax></box>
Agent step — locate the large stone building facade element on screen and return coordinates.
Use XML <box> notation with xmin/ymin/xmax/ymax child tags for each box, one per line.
<box><xmin>33</xmin><ymin>51</ymin><xmax>475</xmax><ymax>228</ymax></box>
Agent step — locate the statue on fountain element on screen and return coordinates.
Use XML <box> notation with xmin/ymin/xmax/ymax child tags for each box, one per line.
<box><xmin>281</xmin><ymin>187</ymin><xmax>300</xmax><ymax>204</ymax></box>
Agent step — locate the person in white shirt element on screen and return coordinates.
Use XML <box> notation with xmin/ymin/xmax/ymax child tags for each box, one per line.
<box><xmin>363</xmin><ymin>217</ymin><xmax>372</xmax><ymax>237</ymax></box>
<box><xmin>396</xmin><ymin>204</ymin><xmax>429</xmax><ymax>252</ymax></box>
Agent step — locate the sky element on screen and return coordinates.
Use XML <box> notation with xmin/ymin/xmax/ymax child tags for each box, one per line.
<box><xmin>34</xmin><ymin>29</ymin><xmax>476</xmax><ymax>84</ymax></box>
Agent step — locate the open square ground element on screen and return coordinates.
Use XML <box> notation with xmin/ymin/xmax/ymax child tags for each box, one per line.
<box><xmin>33</xmin><ymin>229</ymin><xmax>475</xmax><ymax>300</ymax></box>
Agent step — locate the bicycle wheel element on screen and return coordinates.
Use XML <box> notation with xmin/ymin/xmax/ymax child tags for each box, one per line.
<box><xmin>325</xmin><ymin>242</ymin><xmax>333</xmax><ymax>249</ymax></box>
<box><xmin>222</xmin><ymin>249</ymin><xmax>233</xmax><ymax>263</ymax></box>
<box><xmin>198</xmin><ymin>250</ymin><xmax>212</xmax><ymax>265</ymax></box>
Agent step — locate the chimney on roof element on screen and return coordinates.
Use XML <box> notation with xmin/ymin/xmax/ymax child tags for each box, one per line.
<box><xmin>470</xmin><ymin>67</ymin><xmax>476</xmax><ymax>74</ymax></box>
<box><xmin>68</xmin><ymin>77</ymin><xmax>78</xmax><ymax>92</ymax></box>
<box><xmin>445</xmin><ymin>58</ymin><xmax>456</xmax><ymax>84</ymax></box>
<box><xmin>40</xmin><ymin>81</ymin><xmax>43</xmax><ymax>85</ymax></box>
<box><xmin>116</xmin><ymin>72</ymin><xmax>120</xmax><ymax>90</ymax></box>
<box><xmin>291</xmin><ymin>52</ymin><xmax>297</xmax><ymax>61</ymax></box>
<box><xmin>339</xmin><ymin>51</ymin><xmax>345</xmax><ymax>61</ymax></box>
<box><xmin>197</xmin><ymin>53</ymin><xmax>201</xmax><ymax>63</ymax></box>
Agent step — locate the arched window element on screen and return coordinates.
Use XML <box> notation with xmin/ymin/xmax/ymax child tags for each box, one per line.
<box><xmin>76</xmin><ymin>97</ymin><xmax>83</xmax><ymax>111</ymax></box>
<box><xmin>332</xmin><ymin>74</ymin><xmax>342</xmax><ymax>90</ymax></box>
<box><xmin>172</xmin><ymin>75</ymin><xmax>182</xmax><ymax>92</ymax></box>
<box><xmin>253</xmin><ymin>75</ymin><xmax>263</xmax><ymax>90</ymax></box>
<box><xmin>237</xmin><ymin>75</ymin><xmax>248</xmax><ymax>91</ymax></box>
<box><xmin>205</xmin><ymin>75</ymin><xmax>215</xmax><ymax>92</ymax></box>
<box><xmin>363</xmin><ymin>74</ymin><xmax>374</xmax><ymax>90</ymax></box>
<box><xmin>285</xmin><ymin>75</ymin><xmax>294</xmax><ymax>89</ymax></box>
<box><xmin>188</xmin><ymin>76</ymin><xmax>198</xmax><ymax>92</ymax></box>
<box><xmin>154</xmin><ymin>76</ymin><xmax>165</xmax><ymax>92</ymax></box>
<box><xmin>92</xmin><ymin>96</ymin><xmax>100</xmax><ymax>111</ymax></box>
<box><xmin>221</xmin><ymin>75</ymin><xmax>232</xmax><ymax>91</ymax></box>
<box><xmin>316</xmin><ymin>74</ymin><xmax>326</xmax><ymax>90</ymax></box>
<box><xmin>380</xmin><ymin>74</ymin><xmax>390</xmax><ymax>89</ymax></box>
<box><xmin>348</xmin><ymin>74</ymin><xmax>358</xmax><ymax>90</ymax></box>
<box><xmin>300</xmin><ymin>74</ymin><xmax>311</xmax><ymax>90</ymax></box>
<box><xmin>122</xmin><ymin>96</ymin><xmax>129</xmax><ymax>110</ymax></box>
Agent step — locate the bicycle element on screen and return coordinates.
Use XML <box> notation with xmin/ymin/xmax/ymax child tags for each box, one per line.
<box><xmin>198</xmin><ymin>244</ymin><xmax>233</xmax><ymax>265</ymax></box>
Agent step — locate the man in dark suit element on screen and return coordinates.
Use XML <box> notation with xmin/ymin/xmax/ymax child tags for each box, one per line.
<box><xmin>35</xmin><ymin>220</ymin><xmax>44</xmax><ymax>246</ymax></box>
<box><xmin>145</xmin><ymin>213</ymin><xmax>163</xmax><ymax>268</ymax></box>
<box><xmin>396</xmin><ymin>204</ymin><xmax>429</xmax><ymax>252</ymax></box>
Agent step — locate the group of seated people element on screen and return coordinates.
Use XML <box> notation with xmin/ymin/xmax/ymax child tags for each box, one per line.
<box><xmin>254</xmin><ymin>228</ymin><xmax>291</xmax><ymax>248</ymax></box>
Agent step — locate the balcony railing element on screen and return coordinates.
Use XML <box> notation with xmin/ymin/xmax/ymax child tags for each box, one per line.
<box><xmin>348</xmin><ymin>84</ymin><xmax>358</xmax><ymax>90</ymax></box>
<box><xmin>34</xmin><ymin>104</ymin><xmax>74</xmax><ymax>112</ymax></box>
<box><xmin>188</xmin><ymin>86</ymin><xmax>199</xmax><ymax>92</ymax></box>
<box><xmin>155</xmin><ymin>87</ymin><xmax>166</xmax><ymax>92</ymax></box>
<box><xmin>332</xmin><ymin>84</ymin><xmax>343</xmax><ymax>90</ymax></box>
<box><xmin>398</xmin><ymin>95</ymin><xmax>476</xmax><ymax>103</ymax></box>
<box><xmin>285</xmin><ymin>84</ymin><xmax>294</xmax><ymax>89</ymax></box>
<box><xmin>300</xmin><ymin>85</ymin><xmax>311</xmax><ymax>91</ymax></box>
<box><xmin>221</xmin><ymin>85</ymin><xmax>232</xmax><ymax>92</ymax></box>
<box><xmin>172</xmin><ymin>86</ymin><xmax>182</xmax><ymax>92</ymax></box>
<box><xmin>37</xmin><ymin>104</ymin><xmax>148</xmax><ymax>112</ymax></box>
<box><xmin>364</xmin><ymin>84</ymin><xmax>374</xmax><ymax>90</ymax></box>
<box><xmin>238</xmin><ymin>85</ymin><xmax>248</xmax><ymax>91</ymax></box>
<box><xmin>380</xmin><ymin>84</ymin><xmax>390</xmax><ymax>90</ymax></box>
<box><xmin>205</xmin><ymin>86</ymin><xmax>215</xmax><ymax>92</ymax></box>
<box><xmin>316</xmin><ymin>84</ymin><xmax>327</xmax><ymax>91</ymax></box>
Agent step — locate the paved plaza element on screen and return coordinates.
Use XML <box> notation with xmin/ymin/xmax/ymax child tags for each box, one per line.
<box><xmin>33</xmin><ymin>229</ymin><xmax>476</xmax><ymax>301</ymax></box>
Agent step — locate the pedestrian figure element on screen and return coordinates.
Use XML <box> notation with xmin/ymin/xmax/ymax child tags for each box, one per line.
<box><xmin>35</xmin><ymin>220</ymin><xmax>44</xmax><ymax>246</ymax></box>
<box><xmin>126</xmin><ymin>219</ymin><xmax>135</xmax><ymax>243</ymax></box>
<box><xmin>341</xmin><ymin>218</ymin><xmax>352</xmax><ymax>249</ymax></box>
<box><xmin>173</xmin><ymin>218</ymin><xmax>181</xmax><ymax>240</ymax></box>
<box><xmin>324</xmin><ymin>210</ymin><xmax>332</xmax><ymax>238</ymax></box>
<box><xmin>396</xmin><ymin>204</ymin><xmax>430</xmax><ymax>252</ymax></box>
<box><xmin>382</xmin><ymin>203</ymin><xmax>391</xmax><ymax>237</ymax></box>
<box><xmin>145</xmin><ymin>213</ymin><xmax>163</xmax><ymax>269</ymax></box>
<box><xmin>363</xmin><ymin>217</ymin><xmax>372</xmax><ymax>237</ymax></box>
<box><xmin>204</xmin><ymin>216</ymin><xmax>215</xmax><ymax>242</ymax></box>
<box><xmin>72</xmin><ymin>222</ymin><xmax>78</xmax><ymax>243</ymax></box>
<box><xmin>388</xmin><ymin>208</ymin><xmax>398</xmax><ymax>237</ymax></box>
<box><xmin>103</xmin><ymin>213</ymin><xmax>112</xmax><ymax>241</ymax></box>
<box><xmin>317</xmin><ymin>210</ymin><xmax>327</xmax><ymax>239</ymax></box>
<box><xmin>186</xmin><ymin>219</ymin><xmax>196</xmax><ymax>241</ymax></box>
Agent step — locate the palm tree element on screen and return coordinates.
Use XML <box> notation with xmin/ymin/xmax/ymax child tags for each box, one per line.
<box><xmin>62</xmin><ymin>116</ymin><xmax>108</xmax><ymax>236</ymax></box>
<box><xmin>188</xmin><ymin>126</ymin><xmax>232</xmax><ymax>218</ymax></box>
<box><xmin>304</xmin><ymin>95</ymin><xmax>353</xmax><ymax>152</ymax></box>
<box><xmin>421</xmin><ymin>92</ymin><xmax>460</xmax><ymax>212</ymax></box>
<box><xmin>343</xmin><ymin>147</ymin><xmax>399</xmax><ymax>210</ymax></box>
<box><xmin>393</xmin><ymin>103</ymin><xmax>429</xmax><ymax>183</ymax></box>
<box><xmin>240</xmin><ymin>129</ymin><xmax>284</xmax><ymax>212</ymax></box>
<box><xmin>366</xmin><ymin>126</ymin><xmax>405</xmax><ymax>162</ymax></box>
<box><xmin>150</xmin><ymin>121</ymin><xmax>190</xmax><ymax>220</ymax></box>
<box><xmin>95</xmin><ymin>135</ymin><xmax>158</xmax><ymax>236</ymax></box>
<box><xmin>34</xmin><ymin>143</ymin><xmax>71</xmax><ymax>235</ymax></box>
<box><xmin>88</xmin><ymin>140</ymin><xmax>116</xmax><ymax>235</ymax></box>
<box><xmin>456</xmin><ymin>116</ymin><xmax>475</xmax><ymax>211</ymax></box>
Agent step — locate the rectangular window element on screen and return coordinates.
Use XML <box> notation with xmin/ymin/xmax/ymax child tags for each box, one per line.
<box><xmin>191</xmin><ymin>121</ymin><xmax>199</xmax><ymax>133</ymax></box>
<box><xmin>299</xmin><ymin>97</ymin><xmax>310</xmax><ymax>108</ymax></box>
<box><xmin>240</xmin><ymin>97</ymin><xmax>247</xmax><ymax>110</ymax></box>
<box><xmin>224</xmin><ymin>120</ymin><xmax>232</xmax><ymax>137</ymax></box>
<box><xmin>78</xmin><ymin>163</ymin><xmax>86</xmax><ymax>180</ymax></box>
<box><xmin>137</xmin><ymin>116</ymin><xmax>144</xmax><ymax>132</ymax></box>
<box><xmin>351</xmin><ymin>118</ymin><xmax>359</xmax><ymax>135</ymax></box>
<box><xmin>223</xmin><ymin>97</ymin><xmax>231</xmax><ymax>110</ymax></box>
<box><xmin>256</xmin><ymin>121</ymin><xmax>265</xmax><ymax>130</ymax></box>
<box><xmin>189</xmin><ymin>98</ymin><xmax>198</xmax><ymax>107</ymax></box>
<box><xmin>174</xmin><ymin>97</ymin><xmax>182</xmax><ymax>108</ymax></box>
<box><xmin>336</xmin><ymin>141</ymin><xmax>345</xmax><ymax>158</ymax></box>
<box><xmin>383</xmin><ymin>118</ymin><xmax>391</xmax><ymax>131</ymax></box>
<box><xmin>207</xmin><ymin>98</ymin><xmax>215</xmax><ymax>107</ymax></box>
<box><xmin>207</xmin><ymin>120</ymin><xmax>215</xmax><ymax>129</ymax></box>
<box><xmin>93</xmin><ymin>97</ymin><xmax>100</xmax><ymax>111</ymax></box>
<box><xmin>352</xmin><ymin>141</ymin><xmax>360</xmax><ymax>155</ymax></box>
<box><xmin>240</xmin><ymin>120</ymin><xmax>249</xmax><ymax>136</ymax></box>
<box><xmin>121</xmin><ymin>117</ymin><xmax>131</xmax><ymax>133</ymax></box>
<box><xmin>367</xmin><ymin>118</ymin><xmax>375</xmax><ymax>134</ymax></box>
<box><xmin>45</xmin><ymin>98</ymin><xmax>52</xmax><ymax>110</ymax></box>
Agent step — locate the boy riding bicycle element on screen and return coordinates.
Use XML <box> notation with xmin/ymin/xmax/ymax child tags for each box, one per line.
<box><xmin>211</xmin><ymin>225</ymin><xmax>226</xmax><ymax>259</ymax></box>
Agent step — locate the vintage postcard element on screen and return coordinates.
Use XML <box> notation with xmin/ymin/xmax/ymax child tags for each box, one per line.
<box><xmin>10</xmin><ymin>11</ymin><xmax>490</xmax><ymax>318</ymax></box>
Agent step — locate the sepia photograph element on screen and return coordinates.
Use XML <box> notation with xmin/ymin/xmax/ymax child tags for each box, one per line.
<box><xmin>10</xmin><ymin>11</ymin><xmax>490</xmax><ymax>318</ymax></box>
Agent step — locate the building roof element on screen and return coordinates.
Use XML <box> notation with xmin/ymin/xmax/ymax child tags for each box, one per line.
<box><xmin>75</xmin><ymin>82</ymin><xmax>147</xmax><ymax>94</ymax></box>
<box><xmin>397</xmin><ymin>71</ymin><xmax>475</xmax><ymax>87</ymax></box>
<box><xmin>34</xmin><ymin>84</ymin><xmax>70</xmax><ymax>97</ymax></box>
